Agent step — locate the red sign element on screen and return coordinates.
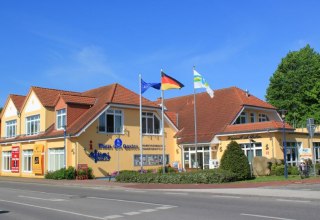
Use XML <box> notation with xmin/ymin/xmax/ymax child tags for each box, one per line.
<box><xmin>11</xmin><ymin>146</ymin><xmax>20</xmax><ymax>173</ymax></box>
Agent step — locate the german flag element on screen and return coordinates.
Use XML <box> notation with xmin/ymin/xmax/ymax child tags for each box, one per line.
<box><xmin>161</xmin><ymin>71</ymin><xmax>184</xmax><ymax>90</ymax></box>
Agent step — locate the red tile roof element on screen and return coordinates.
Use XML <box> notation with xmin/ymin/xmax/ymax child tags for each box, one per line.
<box><xmin>220</xmin><ymin>121</ymin><xmax>294</xmax><ymax>135</ymax></box>
<box><xmin>10</xmin><ymin>94</ymin><xmax>26</xmax><ymax>112</ymax></box>
<box><xmin>60</xmin><ymin>94</ymin><xmax>96</xmax><ymax>105</ymax></box>
<box><xmin>164</xmin><ymin>87</ymin><xmax>280</xmax><ymax>144</ymax></box>
<box><xmin>32</xmin><ymin>86</ymin><xmax>80</xmax><ymax>107</ymax></box>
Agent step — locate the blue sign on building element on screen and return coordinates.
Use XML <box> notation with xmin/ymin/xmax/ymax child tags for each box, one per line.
<box><xmin>114</xmin><ymin>138</ymin><xmax>122</xmax><ymax>149</ymax></box>
<box><xmin>89</xmin><ymin>149</ymin><xmax>111</xmax><ymax>163</ymax></box>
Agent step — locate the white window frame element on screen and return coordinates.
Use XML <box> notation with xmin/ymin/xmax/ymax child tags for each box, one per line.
<box><xmin>22</xmin><ymin>150</ymin><xmax>33</xmax><ymax>173</ymax></box>
<box><xmin>2</xmin><ymin>151</ymin><xmax>12</xmax><ymax>172</ymax></box>
<box><xmin>235</xmin><ymin>112</ymin><xmax>247</xmax><ymax>124</ymax></box>
<box><xmin>250</xmin><ymin>113</ymin><xmax>255</xmax><ymax>123</ymax></box>
<box><xmin>26</xmin><ymin>114</ymin><xmax>40</xmax><ymax>136</ymax></box>
<box><xmin>285</xmin><ymin>142</ymin><xmax>300</xmax><ymax>166</ymax></box>
<box><xmin>48</xmin><ymin>148</ymin><xmax>65</xmax><ymax>171</ymax></box>
<box><xmin>258</xmin><ymin>113</ymin><xmax>269</xmax><ymax>122</ymax></box>
<box><xmin>142</xmin><ymin>112</ymin><xmax>161</xmax><ymax>135</ymax></box>
<box><xmin>56</xmin><ymin>109</ymin><xmax>66</xmax><ymax>130</ymax></box>
<box><xmin>5</xmin><ymin>119</ymin><xmax>17</xmax><ymax>138</ymax></box>
<box><xmin>240</xmin><ymin>142</ymin><xmax>263</xmax><ymax>164</ymax></box>
<box><xmin>314</xmin><ymin>142</ymin><xmax>320</xmax><ymax>163</ymax></box>
<box><xmin>98</xmin><ymin>109</ymin><xmax>123</xmax><ymax>134</ymax></box>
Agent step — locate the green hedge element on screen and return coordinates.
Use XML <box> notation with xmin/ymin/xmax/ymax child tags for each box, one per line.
<box><xmin>115</xmin><ymin>169</ymin><xmax>237</xmax><ymax>184</ymax></box>
<box><xmin>45</xmin><ymin>166</ymin><xmax>94</xmax><ymax>180</ymax></box>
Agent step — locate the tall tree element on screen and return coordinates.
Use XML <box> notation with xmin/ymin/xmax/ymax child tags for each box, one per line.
<box><xmin>266</xmin><ymin>45</ymin><xmax>320</xmax><ymax>126</ymax></box>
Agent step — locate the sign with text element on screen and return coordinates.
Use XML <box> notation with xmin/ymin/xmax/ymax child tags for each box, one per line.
<box><xmin>33</xmin><ymin>144</ymin><xmax>44</xmax><ymax>175</ymax></box>
<box><xmin>299</xmin><ymin>148</ymin><xmax>312</xmax><ymax>160</ymax></box>
<box><xmin>11</xmin><ymin>146</ymin><xmax>20</xmax><ymax>173</ymax></box>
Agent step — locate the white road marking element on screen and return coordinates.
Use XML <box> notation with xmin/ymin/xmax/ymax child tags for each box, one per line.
<box><xmin>0</xmin><ymin>187</ymin><xmax>74</xmax><ymax>197</ymax></box>
<box><xmin>212</xmin><ymin>195</ymin><xmax>241</xmax><ymax>199</ymax></box>
<box><xmin>140</xmin><ymin>209</ymin><xmax>157</xmax><ymax>212</ymax></box>
<box><xmin>0</xmin><ymin>199</ymin><xmax>103</xmax><ymax>219</ymax></box>
<box><xmin>18</xmin><ymin>195</ymin><xmax>66</xmax><ymax>202</ymax></box>
<box><xmin>276</xmin><ymin>199</ymin><xmax>310</xmax><ymax>203</ymax></box>
<box><xmin>88</xmin><ymin>196</ymin><xmax>169</xmax><ymax>206</ymax></box>
<box><xmin>241</xmin><ymin>213</ymin><xmax>296</xmax><ymax>220</ymax></box>
<box><xmin>156</xmin><ymin>206</ymin><xmax>177</xmax><ymax>210</ymax></box>
<box><xmin>123</xmin><ymin>211</ymin><xmax>141</xmax><ymax>215</ymax></box>
<box><xmin>164</xmin><ymin>192</ymin><xmax>188</xmax><ymax>195</ymax></box>
<box><xmin>103</xmin><ymin>215</ymin><xmax>123</xmax><ymax>219</ymax></box>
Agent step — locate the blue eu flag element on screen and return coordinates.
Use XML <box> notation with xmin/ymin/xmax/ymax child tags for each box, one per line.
<box><xmin>141</xmin><ymin>79</ymin><xmax>161</xmax><ymax>94</ymax></box>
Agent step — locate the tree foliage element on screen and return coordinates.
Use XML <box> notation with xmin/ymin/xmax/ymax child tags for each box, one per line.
<box><xmin>220</xmin><ymin>141</ymin><xmax>251</xmax><ymax>180</ymax></box>
<box><xmin>266</xmin><ymin>45</ymin><xmax>320</xmax><ymax>126</ymax></box>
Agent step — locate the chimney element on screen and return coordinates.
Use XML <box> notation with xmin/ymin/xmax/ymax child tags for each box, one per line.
<box><xmin>245</xmin><ymin>89</ymin><xmax>250</xmax><ymax>97</ymax></box>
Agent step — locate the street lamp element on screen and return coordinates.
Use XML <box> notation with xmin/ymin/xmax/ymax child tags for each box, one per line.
<box><xmin>279</xmin><ymin>109</ymin><xmax>288</xmax><ymax>179</ymax></box>
<box><xmin>63</xmin><ymin>125</ymin><xmax>67</xmax><ymax>168</ymax></box>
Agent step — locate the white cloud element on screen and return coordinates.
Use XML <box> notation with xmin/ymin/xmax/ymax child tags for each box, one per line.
<box><xmin>45</xmin><ymin>46</ymin><xmax>119</xmax><ymax>84</ymax></box>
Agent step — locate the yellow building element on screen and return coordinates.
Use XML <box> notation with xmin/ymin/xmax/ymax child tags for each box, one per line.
<box><xmin>0</xmin><ymin>84</ymin><xmax>180</xmax><ymax>178</ymax></box>
<box><xmin>1</xmin><ymin>84</ymin><xmax>319</xmax><ymax>178</ymax></box>
<box><xmin>164</xmin><ymin>87</ymin><xmax>320</xmax><ymax>170</ymax></box>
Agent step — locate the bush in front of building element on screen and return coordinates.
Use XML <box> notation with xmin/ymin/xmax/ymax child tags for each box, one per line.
<box><xmin>288</xmin><ymin>165</ymin><xmax>300</xmax><ymax>175</ymax></box>
<box><xmin>45</xmin><ymin>168</ymin><xmax>67</xmax><ymax>180</ymax></box>
<box><xmin>157</xmin><ymin>166</ymin><xmax>177</xmax><ymax>174</ymax></box>
<box><xmin>115</xmin><ymin>168</ymin><xmax>237</xmax><ymax>184</ymax></box>
<box><xmin>220</xmin><ymin>141</ymin><xmax>251</xmax><ymax>180</ymax></box>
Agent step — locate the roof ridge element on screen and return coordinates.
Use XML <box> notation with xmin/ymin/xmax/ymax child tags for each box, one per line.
<box><xmin>61</xmin><ymin>93</ymin><xmax>96</xmax><ymax>99</ymax></box>
<box><xmin>31</xmin><ymin>86</ymin><xmax>80</xmax><ymax>94</ymax></box>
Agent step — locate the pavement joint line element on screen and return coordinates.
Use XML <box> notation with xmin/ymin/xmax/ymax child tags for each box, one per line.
<box><xmin>18</xmin><ymin>195</ymin><xmax>66</xmax><ymax>202</ymax></box>
<box><xmin>123</xmin><ymin>211</ymin><xmax>141</xmax><ymax>216</ymax></box>
<box><xmin>125</xmin><ymin>190</ymin><xmax>146</xmax><ymax>193</ymax></box>
<box><xmin>164</xmin><ymin>192</ymin><xmax>188</xmax><ymax>195</ymax></box>
<box><xmin>241</xmin><ymin>213</ymin><xmax>296</xmax><ymax>220</ymax></box>
<box><xmin>103</xmin><ymin>215</ymin><xmax>123</xmax><ymax>219</ymax></box>
<box><xmin>276</xmin><ymin>199</ymin><xmax>310</xmax><ymax>203</ymax></box>
<box><xmin>211</xmin><ymin>195</ymin><xmax>241</xmax><ymax>199</ymax></box>
<box><xmin>0</xmin><ymin>198</ymin><xmax>104</xmax><ymax>219</ymax></box>
<box><xmin>87</xmin><ymin>196</ymin><xmax>169</xmax><ymax>206</ymax></box>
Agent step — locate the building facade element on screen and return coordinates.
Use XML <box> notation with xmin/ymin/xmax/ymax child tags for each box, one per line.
<box><xmin>0</xmin><ymin>84</ymin><xmax>319</xmax><ymax>178</ymax></box>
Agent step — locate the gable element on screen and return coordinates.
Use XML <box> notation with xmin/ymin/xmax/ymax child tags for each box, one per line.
<box><xmin>3</xmin><ymin>99</ymin><xmax>18</xmax><ymax>118</ymax></box>
<box><xmin>25</xmin><ymin>91</ymin><xmax>42</xmax><ymax>113</ymax></box>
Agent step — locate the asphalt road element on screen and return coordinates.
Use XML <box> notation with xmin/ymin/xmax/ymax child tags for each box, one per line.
<box><xmin>0</xmin><ymin>180</ymin><xmax>319</xmax><ymax>220</ymax></box>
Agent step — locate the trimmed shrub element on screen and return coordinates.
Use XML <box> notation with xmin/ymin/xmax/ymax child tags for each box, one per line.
<box><xmin>288</xmin><ymin>165</ymin><xmax>300</xmax><ymax>175</ymax></box>
<box><xmin>115</xmin><ymin>168</ymin><xmax>237</xmax><ymax>184</ymax></box>
<box><xmin>157</xmin><ymin>166</ymin><xmax>177</xmax><ymax>174</ymax></box>
<box><xmin>220</xmin><ymin>141</ymin><xmax>251</xmax><ymax>180</ymax></box>
<box><xmin>274</xmin><ymin>164</ymin><xmax>285</xmax><ymax>176</ymax></box>
<box><xmin>66</xmin><ymin>166</ymin><xmax>76</xmax><ymax>180</ymax></box>
<box><xmin>87</xmin><ymin>167</ymin><xmax>95</xmax><ymax>179</ymax></box>
<box><xmin>45</xmin><ymin>168</ymin><xmax>66</xmax><ymax>180</ymax></box>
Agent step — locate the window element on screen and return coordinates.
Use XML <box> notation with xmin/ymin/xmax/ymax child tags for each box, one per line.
<box><xmin>134</xmin><ymin>154</ymin><xmax>169</xmax><ymax>166</ymax></box>
<box><xmin>98</xmin><ymin>109</ymin><xmax>123</xmax><ymax>133</ymax></box>
<box><xmin>285</xmin><ymin>142</ymin><xmax>300</xmax><ymax>166</ymax></box>
<box><xmin>48</xmin><ymin>148</ymin><xmax>64</xmax><ymax>171</ymax></box>
<box><xmin>142</xmin><ymin>112</ymin><xmax>161</xmax><ymax>134</ymax></box>
<box><xmin>235</xmin><ymin>112</ymin><xmax>247</xmax><ymax>124</ymax></box>
<box><xmin>56</xmin><ymin>109</ymin><xmax>66</xmax><ymax>130</ymax></box>
<box><xmin>26</xmin><ymin>115</ymin><xmax>40</xmax><ymax>135</ymax></box>
<box><xmin>2</xmin><ymin>151</ymin><xmax>12</xmax><ymax>171</ymax></box>
<box><xmin>314</xmin><ymin>142</ymin><xmax>320</xmax><ymax>163</ymax></box>
<box><xmin>240</xmin><ymin>142</ymin><xmax>262</xmax><ymax>164</ymax></box>
<box><xmin>22</xmin><ymin>150</ymin><xmax>33</xmax><ymax>172</ymax></box>
<box><xmin>258</xmin><ymin>113</ymin><xmax>269</xmax><ymax>122</ymax></box>
<box><xmin>250</xmin><ymin>113</ymin><xmax>255</xmax><ymax>123</ymax></box>
<box><xmin>5</xmin><ymin>120</ymin><xmax>17</xmax><ymax>138</ymax></box>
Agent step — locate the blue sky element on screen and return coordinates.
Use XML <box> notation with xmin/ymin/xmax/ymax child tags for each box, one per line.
<box><xmin>1</xmin><ymin>1</ymin><xmax>320</xmax><ymax>106</ymax></box>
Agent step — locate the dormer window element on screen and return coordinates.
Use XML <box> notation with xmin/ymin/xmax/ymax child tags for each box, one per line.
<box><xmin>56</xmin><ymin>109</ymin><xmax>66</xmax><ymax>130</ymax></box>
<box><xmin>258</xmin><ymin>113</ymin><xmax>269</xmax><ymax>122</ymax></box>
<box><xmin>235</xmin><ymin>112</ymin><xmax>247</xmax><ymax>124</ymax></box>
<box><xmin>142</xmin><ymin>112</ymin><xmax>161</xmax><ymax>134</ymax></box>
<box><xmin>5</xmin><ymin>120</ymin><xmax>17</xmax><ymax>138</ymax></box>
<box><xmin>98</xmin><ymin>109</ymin><xmax>123</xmax><ymax>133</ymax></box>
<box><xmin>26</xmin><ymin>115</ymin><xmax>40</xmax><ymax>136</ymax></box>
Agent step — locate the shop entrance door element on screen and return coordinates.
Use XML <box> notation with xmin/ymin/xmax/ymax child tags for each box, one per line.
<box><xmin>190</xmin><ymin>152</ymin><xmax>203</xmax><ymax>169</ymax></box>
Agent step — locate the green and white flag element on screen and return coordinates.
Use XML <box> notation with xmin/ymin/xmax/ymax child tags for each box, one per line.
<box><xmin>193</xmin><ymin>69</ymin><xmax>214</xmax><ymax>98</ymax></box>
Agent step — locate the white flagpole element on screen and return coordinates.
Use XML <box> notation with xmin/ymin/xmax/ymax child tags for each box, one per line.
<box><xmin>193</xmin><ymin>66</ymin><xmax>198</xmax><ymax>169</ymax></box>
<box><xmin>139</xmin><ymin>74</ymin><xmax>143</xmax><ymax>172</ymax></box>
<box><xmin>161</xmin><ymin>69</ymin><xmax>166</xmax><ymax>174</ymax></box>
